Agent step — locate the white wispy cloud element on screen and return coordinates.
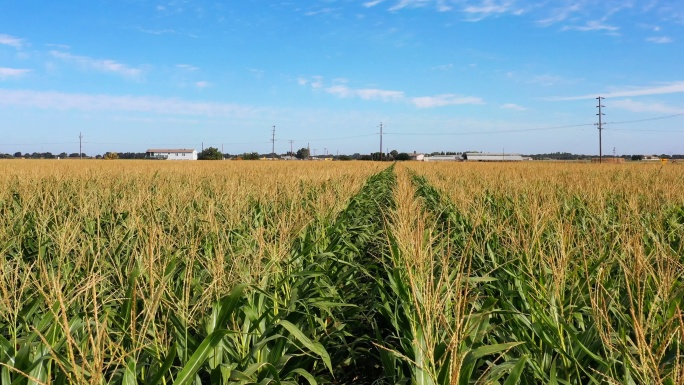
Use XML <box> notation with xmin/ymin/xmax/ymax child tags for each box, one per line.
<box><xmin>0</xmin><ymin>89</ymin><xmax>260</xmax><ymax>118</ymax></box>
<box><xmin>304</xmin><ymin>7</ymin><xmax>340</xmax><ymax>16</ymax></box>
<box><xmin>563</xmin><ymin>20</ymin><xmax>619</xmax><ymax>33</ymax></box>
<box><xmin>248</xmin><ymin>68</ymin><xmax>264</xmax><ymax>79</ymax></box>
<box><xmin>389</xmin><ymin>0</ymin><xmax>432</xmax><ymax>12</ymax></box>
<box><xmin>432</xmin><ymin>63</ymin><xmax>453</xmax><ymax>71</ymax></box>
<box><xmin>50</xmin><ymin>51</ymin><xmax>143</xmax><ymax>78</ymax></box>
<box><xmin>646</xmin><ymin>36</ymin><xmax>673</xmax><ymax>43</ymax></box>
<box><xmin>0</xmin><ymin>68</ymin><xmax>31</xmax><ymax>80</ymax></box>
<box><xmin>412</xmin><ymin>94</ymin><xmax>483</xmax><ymax>108</ymax></box>
<box><xmin>299</xmin><ymin>75</ymin><xmax>482</xmax><ymax>108</ymax></box>
<box><xmin>551</xmin><ymin>81</ymin><xmax>684</xmax><ymax>100</ymax></box>
<box><xmin>325</xmin><ymin>85</ymin><xmax>405</xmax><ymax>101</ymax></box>
<box><xmin>0</xmin><ymin>33</ymin><xmax>24</xmax><ymax>48</ymax></box>
<box><xmin>195</xmin><ymin>81</ymin><xmax>212</xmax><ymax>88</ymax></box>
<box><xmin>500</xmin><ymin>103</ymin><xmax>527</xmax><ymax>111</ymax></box>
<box><xmin>176</xmin><ymin>64</ymin><xmax>199</xmax><ymax>71</ymax></box>
<box><xmin>46</xmin><ymin>43</ymin><xmax>70</xmax><ymax>50</ymax></box>
<box><xmin>310</xmin><ymin>76</ymin><xmax>324</xmax><ymax>89</ymax></box>
<box><xmin>612</xmin><ymin>99</ymin><xmax>684</xmax><ymax>114</ymax></box>
<box><xmin>463</xmin><ymin>0</ymin><xmax>514</xmax><ymax>17</ymax></box>
<box><xmin>363</xmin><ymin>0</ymin><xmax>385</xmax><ymax>7</ymax></box>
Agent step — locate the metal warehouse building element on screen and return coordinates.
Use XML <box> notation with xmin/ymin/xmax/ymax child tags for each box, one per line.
<box><xmin>463</xmin><ymin>152</ymin><xmax>523</xmax><ymax>162</ymax></box>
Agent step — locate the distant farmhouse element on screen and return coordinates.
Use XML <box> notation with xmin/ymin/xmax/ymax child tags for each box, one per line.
<box><xmin>146</xmin><ymin>149</ymin><xmax>198</xmax><ymax>160</ymax></box>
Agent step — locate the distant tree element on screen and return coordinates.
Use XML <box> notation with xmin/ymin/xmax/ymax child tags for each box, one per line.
<box><xmin>359</xmin><ymin>155</ymin><xmax>373</xmax><ymax>161</ymax></box>
<box><xmin>352</xmin><ymin>153</ymin><xmax>361</xmax><ymax>160</ymax></box>
<box><xmin>58</xmin><ymin>152</ymin><xmax>68</xmax><ymax>158</ymax></box>
<box><xmin>69</xmin><ymin>153</ymin><xmax>80</xmax><ymax>158</ymax></box>
<box><xmin>390</xmin><ymin>149</ymin><xmax>399</xmax><ymax>158</ymax></box>
<box><xmin>198</xmin><ymin>147</ymin><xmax>223</xmax><ymax>160</ymax></box>
<box><xmin>295</xmin><ymin>148</ymin><xmax>310</xmax><ymax>159</ymax></box>
<box><xmin>631</xmin><ymin>155</ymin><xmax>643</xmax><ymax>161</ymax></box>
<box><xmin>337</xmin><ymin>155</ymin><xmax>352</xmax><ymax>161</ymax></box>
<box><xmin>395</xmin><ymin>152</ymin><xmax>411</xmax><ymax>161</ymax></box>
<box><xmin>13</xmin><ymin>152</ymin><xmax>22</xmax><ymax>158</ymax></box>
<box><xmin>42</xmin><ymin>152</ymin><xmax>55</xmax><ymax>159</ymax></box>
<box><xmin>104</xmin><ymin>152</ymin><xmax>119</xmax><ymax>160</ymax></box>
<box><xmin>242</xmin><ymin>152</ymin><xmax>260</xmax><ymax>160</ymax></box>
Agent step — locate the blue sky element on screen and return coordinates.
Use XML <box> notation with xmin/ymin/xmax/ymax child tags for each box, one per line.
<box><xmin>1</xmin><ymin>0</ymin><xmax>683</xmax><ymax>156</ymax></box>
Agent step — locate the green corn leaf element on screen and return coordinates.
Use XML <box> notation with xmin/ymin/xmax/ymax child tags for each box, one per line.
<box><xmin>172</xmin><ymin>330</ymin><xmax>235</xmax><ymax>385</ymax></box>
<box><xmin>123</xmin><ymin>358</ymin><xmax>137</xmax><ymax>385</ymax></box>
<box><xmin>148</xmin><ymin>344</ymin><xmax>177</xmax><ymax>385</ymax></box>
<box><xmin>503</xmin><ymin>356</ymin><xmax>528</xmax><ymax>385</ymax></box>
<box><xmin>278</xmin><ymin>320</ymin><xmax>332</xmax><ymax>374</ymax></box>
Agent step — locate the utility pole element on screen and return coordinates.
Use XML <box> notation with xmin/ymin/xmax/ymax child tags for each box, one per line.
<box><xmin>379</xmin><ymin>122</ymin><xmax>383</xmax><ymax>161</ymax></box>
<box><xmin>313</xmin><ymin>149</ymin><xmax>317</xmax><ymax>157</ymax></box>
<box><xmin>596</xmin><ymin>96</ymin><xmax>605</xmax><ymax>163</ymax></box>
<box><xmin>307</xmin><ymin>143</ymin><xmax>310</xmax><ymax>160</ymax></box>
<box><xmin>79</xmin><ymin>132</ymin><xmax>83</xmax><ymax>159</ymax></box>
<box><xmin>289</xmin><ymin>140</ymin><xmax>294</xmax><ymax>159</ymax></box>
<box><xmin>324</xmin><ymin>148</ymin><xmax>327</xmax><ymax>157</ymax></box>
<box><xmin>222</xmin><ymin>143</ymin><xmax>224</xmax><ymax>160</ymax></box>
<box><xmin>271</xmin><ymin>125</ymin><xmax>276</xmax><ymax>159</ymax></box>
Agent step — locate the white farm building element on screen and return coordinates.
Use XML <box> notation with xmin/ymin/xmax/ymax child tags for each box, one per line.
<box><xmin>146</xmin><ymin>149</ymin><xmax>198</xmax><ymax>160</ymax></box>
<box><xmin>463</xmin><ymin>152</ymin><xmax>523</xmax><ymax>162</ymax></box>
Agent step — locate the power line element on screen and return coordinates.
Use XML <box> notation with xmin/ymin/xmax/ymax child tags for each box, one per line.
<box><xmin>606</xmin><ymin>112</ymin><xmax>684</xmax><ymax>126</ymax></box>
<box><xmin>292</xmin><ymin>133</ymin><xmax>377</xmax><ymax>142</ymax></box>
<box><xmin>385</xmin><ymin>123</ymin><xmax>595</xmax><ymax>136</ymax></box>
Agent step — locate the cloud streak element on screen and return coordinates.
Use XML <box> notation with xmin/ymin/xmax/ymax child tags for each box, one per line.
<box><xmin>0</xmin><ymin>89</ymin><xmax>261</xmax><ymax>118</ymax></box>
<box><xmin>612</xmin><ymin>99</ymin><xmax>684</xmax><ymax>114</ymax></box>
<box><xmin>412</xmin><ymin>94</ymin><xmax>484</xmax><ymax>108</ymax></box>
<box><xmin>550</xmin><ymin>81</ymin><xmax>684</xmax><ymax>100</ymax></box>
<box><xmin>646</xmin><ymin>36</ymin><xmax>673</xmax><ymax>43</ymax></box>
<box><xmin>325</xmin><ymin>85</ymin><xmax>405</xmax><ymax>101</ymax></box>
<box><xmin>299</xmin><ymin>75</ymin><xmax>482</xmax><ymax>108</ymax></box>
<box><xmin>562</xmin><ymin>20</ymin><xmax>619</xmax><ymax>32</ymax></box>
<box><xmin>0</xmin><ymin>68</ymin><xmax>31</xmax><ymax>80</ymax></box>
<box><xmin>500</xmin><ymin>103</ymin><xmax>528</xmax><ymax>111</ymax></box>
<box><xmin>50</xmin><ymin>51</ymin><xmax>143</xmax><ymax>78</ymax></box>
<box><xmin>0</xmin><ymin>34</ymin><xmax>24</xmax><ymax>48</ymax></box>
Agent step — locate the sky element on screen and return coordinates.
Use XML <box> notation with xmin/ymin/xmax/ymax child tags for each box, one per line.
<box><xmin>1</xmin><ymin>0</ymin><xmax>683</xmax><ymax>156</ymax></box>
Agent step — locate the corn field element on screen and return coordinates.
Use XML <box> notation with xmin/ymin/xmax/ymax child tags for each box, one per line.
<box><xmin>1</xmin><ymin>160</ymin><xmax>683</xmax><ymax>384</ymax></box>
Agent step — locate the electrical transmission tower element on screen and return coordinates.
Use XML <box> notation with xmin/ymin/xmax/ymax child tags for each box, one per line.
<box><xmin>79</xmin><ymin>132</ymin><xmax>83</xmax><ymax>160</ymax></box>
<box><xmin>289</xmin><ymin>140</ymin><xmax>294</xmax><ymax>159</ymax></box>
<box><xmin>379</xmin><ymin>122</ymin><xmax>383</xmax><ymax>161</ymax></box>
<box><xmin>271</xmin><ymin>125</ymin><xmax>276</xmax><ymax>159</ymax></box>
<box><xmin>596</xmin><ymin>96</ymin><xmax>605</xmax><ymax>163</ymax></box>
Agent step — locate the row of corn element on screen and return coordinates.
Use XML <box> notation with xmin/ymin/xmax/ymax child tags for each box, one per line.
<box><xmin>2</xmin><ymin>162</ymin><xmax>683</xmax><ymax>384</ymax></box>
